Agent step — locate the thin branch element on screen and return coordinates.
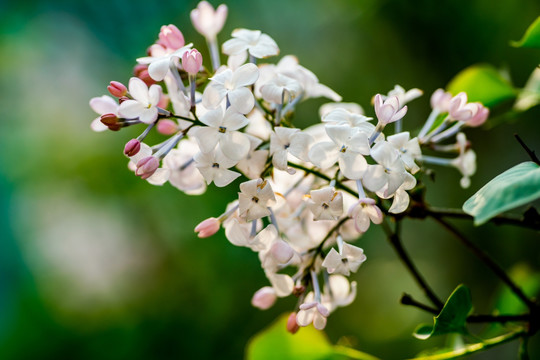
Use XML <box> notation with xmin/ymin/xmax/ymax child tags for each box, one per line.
<box><xmin>287</xmin><ymin>162</ymin><xmax>359</xmax><ymax>198</ymax></box>
<box><xmin>401</xmin><ymin>293</ymin><xmax>531</xmax><ymax>323</ymax></box>
<box><xmin>431</xmin><ymin>216</ymin><xmax>536</xmax><ymax>311</ymax></box>
<box><xmin>515</xmin><ymin>133</ymin><xmax>540</xmax><ymax>166</ymax></box>
<box><xmin>410</xmin><ymin>205</ymin><xmax>540</xmax><ymax>231</ymax></box>
<box><xmin>381</xmin><ymin>220</ymin><xmax>444</xmax><ymax>310</ymax></box>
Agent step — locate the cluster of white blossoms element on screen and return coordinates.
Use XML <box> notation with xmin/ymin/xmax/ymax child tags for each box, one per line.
<box><xmin>89</xmin><ymin>1</ymin><xmax>489</xmax><ymax>332</ymax></box>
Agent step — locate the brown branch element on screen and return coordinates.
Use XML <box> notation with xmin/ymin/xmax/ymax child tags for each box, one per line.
<box><xmin>515</xmin><ymin>133</ymin><xmax>540</xmax><ymax>166</ymax></box>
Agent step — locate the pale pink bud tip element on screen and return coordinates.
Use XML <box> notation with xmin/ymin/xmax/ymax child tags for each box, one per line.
<box><xmin>182</xmin><ymin>49</ymin><xmax>203</xmax><ymax>76</ymax></box>
<box><xmin>467</xmin><ymin>104</ymin><xmax>489</xmax><ymax>127</ymax></box>
<box><xmin>158</xmin><ymin>24</ymin><xmax>185</xmax><ymax>50</ymax></box>
<box><xmin>135</xmin><ymin>156</ymin><xmax>159</xmax><ymax>180</ymax></box>
<box><xmin>194</xmin><ymin>217</ymin><xmax>220</xmax><ymax>238</ymax></box>
<box><xmin>286</xmin><ymin>313</ymin><xmax>300</xmax><ymax>334</ymax></box>
<box><xmin>251</xmin><ymin>287</ymin><xmax>277</xmax><ymax>310</ymax></box>
<box><xmin>124</xmin><ymin>139</ymin><xmax>141</xmax><ymax>157</ymax></box>
<box><xmin>157</xmin><ymin>119</ymin><xmax>179</xmax><ymax>135</ymax></box>
<box><xmin>107</xmin><ymin>81</ymin><xmax>127</xmax><ymax>97</ymax></box>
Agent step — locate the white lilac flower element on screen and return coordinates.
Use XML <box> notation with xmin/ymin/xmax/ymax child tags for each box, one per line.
<box><xmin>381</xmin><ymin>85</ymin><xmax>423</xmax><ymax>107</ymax></box>
<box><xmin>377</xmin><ymin>172</ymin><xmax>416</xmax><ymax>214</ymax></box>
<box><xmin>202</xmin><ymin>63</ymin><xmax>259</xmax><ymax>114</ymax></box>
<box><xmin>306</xmin><ymin>187</ymin><xmax>343</xmax><ymax>221</ymax></box>
<box><xmin>266</xmin><ymin>270</ymin><xmax>294</xmax><ymax>297</ymax></box>
<box><xmin>348</xmin><ymin>198</ymin><xmax>383</xmax><ymax>233</ymax></box>
<box><xmin>136</xmin><ymin>44</ymin><xmax>193</xmax><ymax>81</ymax></box>
<box><xmin>260</xmin><ymin>74</ymin><xmax>302</xmax><ymax>104</ymax></box>
<box><xmin>251</xmin><ymin>286</ymin><xmax>277</xmax><ymax>310</ymax></box>
<box><xmin>236</xmin><ymin>135</ymin><xmax>269</xmax><ymax>179</ymax></box>
<box><xmin>194</xmin><ymin>149</ymin><xmax>240</xmax><ymax>187</ymax></box>
<box><xmin>451</xmin><ymin>132</ymin><xmax>476</xmax><ymax>188</ymax></box>
<box><xmin>222</xmin><ymin>29</ymin><xmax>279</xmax><ymax>59</ymax></box>
<box><xmin>430</xmin><ymin>88</ymin><xmax>453</xmax><ymax>113</ymax></box>
<box><xmin>319</xmin><ymin>102</ymin><xmax>365</xmax><ymax>118</ymax></box>
<box><xmin>323</xmin><ymin>275</ymin><xmax>357</xmax><ymax>311</ymax></box>
<box><xmin>257</xmin><ymin>225</ymin><xmax>295</xmax><ymax>271</ymax></box>
<box><xmin>118</xmin><ymin>77</ymin><xmax>162</xmax><ymax>124</ymax></box>
<box><xmin>89</xmin><ymin>95</ymin><xmax>119</xmax><ymax>132</ymax></box>
<box><xmin>296</xmin><ymin>292</ymin><xmax>330</xmax><ymax>330</ymax></box>
<box><xmin>163</xmin><ymin>139</ymin><xmax>207</xmax><ymax>195</ymax></box>
<box><xmin>363</xmin><ymin>141</ymin><xmax>407</xmax><ymax>196</ymax></box>
<box><xmin>269</xmin><ymin>127</ymin><xmax>313</xmax><ymax>172</ymax></box>
<box><xmin>373</xmin><ymin>94</ymin><xmax>408</xmax><ymax>125</ymax></box>
<box><xmin>387</xmin><ymin>132</ymin><xmax>422</xmax><ymax>174</ymax></box>
<box><xmin>321</xmin><ymin>242</ymin><xmax>366</xmax><ymax>276</ymax></box>
<box><xmin>274</xmin><ymin>55</ymin><xmax>342</xmax><ymax>102</ymax></box>
<box><xmin>308</xmin><ymin>125</ymin><xmax>370</xmax><ymax>180</ymax></box>
<box><xmin>322</xmin><ymin>108</ymin><xmax>375</xmax><ymax>135</ymax></box>
<box><xmin>448</xmin><ymin>92</ymin><xmax>480</xmax><ymax>122</ymax></box>
<box><xmin>238</xmin><ymin>178</ymin><xmax>276</xmax><ymax>222</ymax></box>
<box><xmin>191</xmin><ymin>107</ymin><xmax>251</xmax><ymax>161</ymax></box>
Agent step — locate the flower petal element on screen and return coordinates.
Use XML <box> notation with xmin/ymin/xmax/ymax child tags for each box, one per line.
<box><xmin>228</xmin><ymin>87</ymin><xmax>255</xmax><ymax>114</ymax></box>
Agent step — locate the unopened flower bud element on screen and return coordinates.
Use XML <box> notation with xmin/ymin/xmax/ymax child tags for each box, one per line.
<box><xmin>157</xmin><ymin>119</ymin><xmax>178</xmax><ymax>135</ymax></box>
<box><xmin>286</xmin><ymin>312</ymin><xmax>300</xmax><ymax>334</ymax></box>
<box><xmin>100</xmin><ymin>113</ymin><xmax>121</xmax><ymax>131</ymax></box>
<box><xmin>157</xmin><ymin>94</ymin><xmax>170</xmax><ymax>109</ymax></box>
<box><xmin>158</xmin><ymin>24</ymin><xmax>185</xmax><ymax>50</ymax></box>
<box><xmin>107</xmin><ymin>81</ymin><xmax>127</xmax><ymax>97</ymax></box>
<box><xmin>124</xmin><ymin>139</ymin><xmax>141</xmax><ymax>157</ymax></box>
<box><xmin>190</xmin><ymin>1</ymin><xmax>228</xmax><ymax>40</ymax></box>
<box><xmin>182</xmin><ymin>49</ymin><xmax>203</xmax><ymax>75</ymax></box>
<box><xmin>194</xmin><ymin>217</ymin><xmax>220</xmax><ymax>238</ymax></box>
<box><xmin>270</xmin><ymin>240</ymin><xmax>294</xmax><ymax>264</ymax></box>
<box><xmin>251</xmin><ymin>287</ymin><xmax>277</xmax><ymax>310</ymax></box>
<box><xmin>135</xmin><ymin>156</ymin><xmax>159</xmax><ymax>180</ymax></box>
<box><xmin>292</xmin><ymin>285</ymin><xmax>305</xmax><ymax>297</ymax></box>
<box><xmin>430</xmin><ymin>88</ymin><xmax>452</xmax><ymax>112</ymax></box>
<box><xmin>133</xmin><ymin>64</ymin><xmax>155</xmax><ymax>86</ymax></box>
<box><xmin>466</xmin><ymin>103</ymin><xmax>489</xmax><ymax>127</ymax></box>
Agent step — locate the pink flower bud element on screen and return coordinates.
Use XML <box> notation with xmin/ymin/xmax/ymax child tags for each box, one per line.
<box><xmin>100</xmin><ymin>113</ymin><xmax>121</xmax><ymax>131</ymax></box>
<box><xmin>107</xmin><ymin>81</ymin><xmax>127</xmax><ymax>97</ymax></box>
<box><xmin>124</xmin><ymin>139</ymin><xmax>141</xmax><ymax>157</ymax></box>
<box><xmin>194</xmin><ymin>217</ymin><xmax>220</xmax><ymax>238</ymax></box>
<box><xmin>157</xmin><ymin>119</ymin><xmax>178</xmax><ymax>135</ymax></box>
<box><xmin>270</xmin><ymin>240</ymin><xmax>294</xmax><ymax>264</ymax></box>
<box><xmin>251</xmin><ymin>287</ymin><xmax>277</xmax><ymax>310</ymax></box>
<box><xmin>286</xmin><ymin>313</ymin><xmax>300</xmax><ymax>334</ymax></box>
<box><xmin>190</xmin><ymin>2</ymin><xmax>228</xmax><ymax>40</ymax></box>
<box><xmin>157</xmin><ymin>94</ymin><xmax>169</xmax><ymax>109</ymax></box>
<box><xmin>374</xmin><ymin>94</ymin><xmax>408</xmax><ymax>125</ymax></box>
<box><xmin>182</xmin><ymin>49</ymin><xmax>203</xmax><ymax>76</ymax></box>
<box><xmin>448</xmin><ymin>92</ymin><xmax>479</xmax><ymax>122</ymax></box>
<box><xmin>133</xmin><ymin>64</ymin><xmax>155</xmax><ymax>86</ymax></box>
<box><xmin>158</xmin><ymin>24</ymin><xmax>185</xmax><ymax>50</ymax></box>
<box><xmin>135</xmin><ymin>156</ymin><xmax>159</xmax><ymax>180</ymax></box>
<box><xmin>430</xmin><ymin>88</ymin><xmax>452</xmax><ymax>112</ymax></box>
<box><xmin>466</xmin><ymin>103</ymin><xmax>489</xmax><ymax>127</ymax></box>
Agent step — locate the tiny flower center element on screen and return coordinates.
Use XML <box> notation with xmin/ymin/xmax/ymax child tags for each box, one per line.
<box><xmin>252</xmin><ymin>196</ymin><xmax>260</xmax><ymax>203</ymax></box>
<box><xmin>284</xmin><ymin>143</ymin><xmax>290</xmax><ymax>150</ymax></box>
<box><xmin>339</xmin><ymin>145</ymin><xmax>347</xmax><ymax>153</ymax></box>
<box><xmin>341</xmin><ymin>258</ymin><xmax>349</xmax><ymax>264</ymax></box>
<box><xmin>321</xmin><ymin>203</ymin><xmax>329</xmax><ymax>209</ymax></box>
<box><xmin>218</xmin><ymin>126</ymin><xmax>227</xmax><ymax>133</ymax></box>
<box><xmin>212</xmin><ymin>162</ymin><xmax>220</xmax><ymax>168</ymax></box>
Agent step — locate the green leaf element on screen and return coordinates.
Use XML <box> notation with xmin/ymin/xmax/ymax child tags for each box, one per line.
<box><xmin>447</xmin><ymin>65</ymin><xmax>516</xmax><ymax>108</ymax></box>
<box><xmin>463</xmin><ymin>162</ymin><xmax>540</xmax><ymax>225</ymax></box>
<box><xmin>414</xmin><ymin>285</ymin><xmax>472</xmax><ymax>340</ymax></box>
<box><xmin>514</xmin><ymin>67</ymin><xmax>540</xmax><ymax>112</ymax></box>
<box><xmin>512</xmin><ymin>16</ymin><xmax>540</xmax><ymax>48</ymax></box>
<box><xmin>495</xmin><ymin>264</ymin><xmax>540</xmax><ymax>315</ymax></box>
<box><xmin>246</xmin><ymin>314</ymin><xmax>379</xmax><ymax>360</ymax></box>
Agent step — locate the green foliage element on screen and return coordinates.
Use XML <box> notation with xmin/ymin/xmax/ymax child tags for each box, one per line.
<box><xmin>447</xmin><ymin>65</ymin><xmax>516</xmax><ymax>108</ymax></box>
<box><xmin>512</xmin><ymin>16</ymin><xmax>540</xmax><ymax>48</ymax></box>
<box><xmin>495</xmin><ymin>265</ymin><xmax>540</xmax><ymax>315</ymax></box>
<box><xmin>514</xmin><ymin>68</ymin><xmax>540</xmax><ymax>112</ymax></box>
<box><xmin>246</xmin><ymin>314</ymin><xmax>379</xmax><ymax>360</ymax></box>
<box><xmin>463</xmin><ymin>161</ymin><xmax>540</xmax><ymax>225</ymax></box>
<box><xmin>414</xmin><ymin>285</ymin><xmax>472</xmax><ymax>340</ymax></box>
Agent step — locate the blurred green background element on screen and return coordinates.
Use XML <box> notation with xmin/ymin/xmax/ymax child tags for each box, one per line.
<box><xmin>0</xmin><ymin>0</ymin><xmax>539</xmax><ymax>359</ymax></box>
